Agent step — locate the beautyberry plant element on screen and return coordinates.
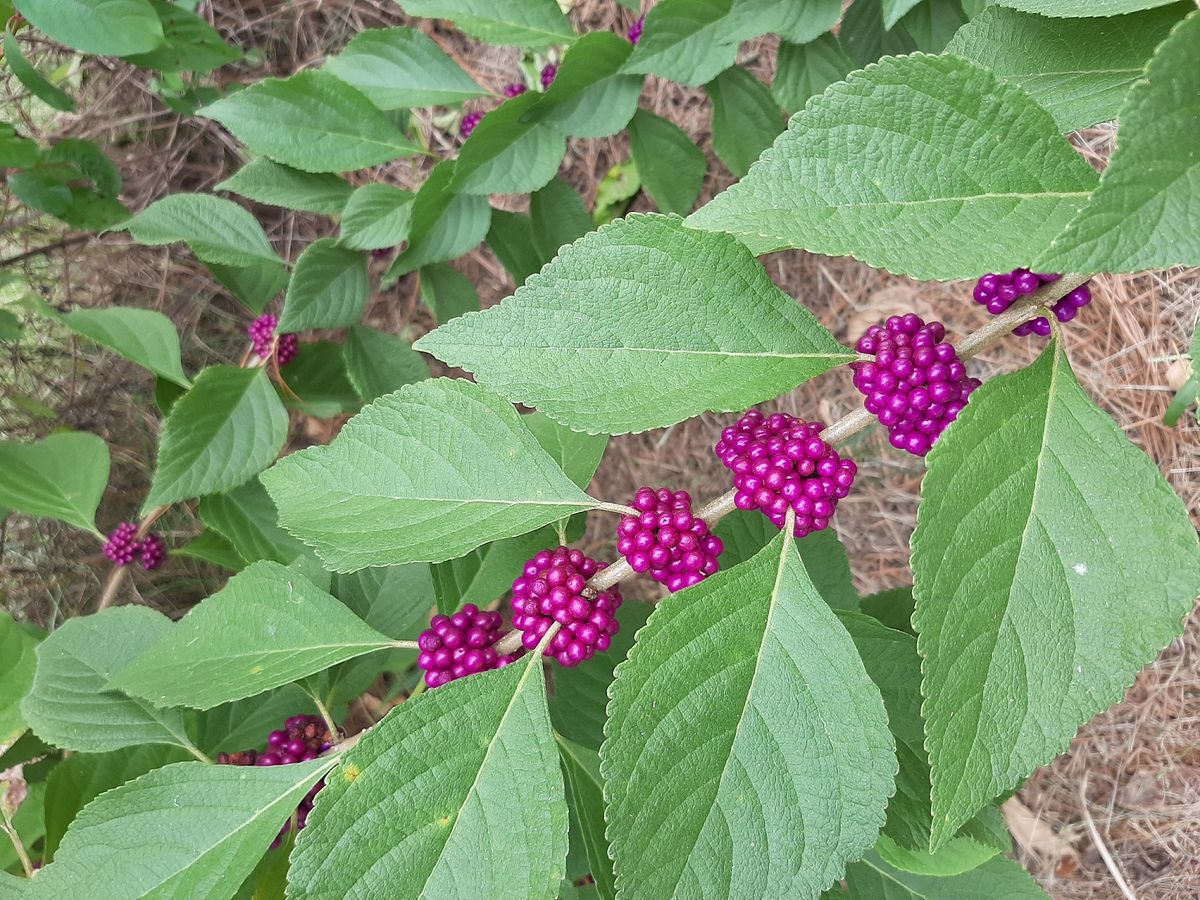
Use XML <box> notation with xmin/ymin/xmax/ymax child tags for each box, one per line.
<box><xmin>1</xmin><ymin>2</ymin><xmax>1198</xmax><ymax>900</ymax></box>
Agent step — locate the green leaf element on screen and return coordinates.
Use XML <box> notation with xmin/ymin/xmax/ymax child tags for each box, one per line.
<box><xmin>195</xmin><ymin>684</ymin><xmax>310</xmax><ymax>755</ymax></box>
<box><xmin>109</xmin><ymin>560</ymin><xmax>395</xmax><ymax>709</ymax></box>
<box><xmin>732</xmin><ymin>0</ymin><xmax>841</xmax><ymax>42</ymax></box>
<box><xmin>522</xmin><ymin>411</ymin><xmax>608</xmax><ymax>488</ymax></box>
<box><xmin>0</xmin><ymin>612</ymin><xmax>39</xmax><ymax>743</ymax></box>
<box><xmin>555</xmin><ymin>737</ymin><xmax>615</xmax><ymax>900</ymax></box>
<box><xmin>836</xmin><ymin>610</ymin><xmax>939</xmax><ymax>851</ymax></box>
<box><xmin>261</xmin><ymin>378</ymin><xmax>601</xmax><ymax>571</ymax></box>
<box><xmin>143</xmin><ymin>365</ymin><xmax>289</xmax><ymax>512</ymax></box>
<box><xmin>994</xmin><ymin>0</ymin><xmax>1178</xmax><ymax>15</ymax></box>
<box><xmin>859</xmin><ymin>586</ymin><xmax>915</xmax><ymax>634</ymax></box>
<box><xmin>4</xmin><ymin>31</ymin><xmax>76</xmax><ymax>111</ymax></box>
<box><xmin>0</xmin><ymin>432</ymin><xmax>108</xmax><ymax>535</ymax></box>
<box><xmin>215</xmin><ymin>158</ymin><xmax>353</xmax><ymax>215</ymax></box>
<box><xmin>0</xmin><ymin>308</ymin><xmax>22</xmax><ymax>341</ymax></box>
<box><xmin>627</xmin><ymin>109</ymin><xmax>705</xmax><ymax>216</ymax></box>
<box><xmin>593</xmin><ymin>158</ymin><xmax>640</xmax><ymax>226</ymax></box>
<box><xmin>844</xmin><ymin>851</ymin><xmax>1048</xmax><ymax>898</ymax></box>
<box><xmin>705</xmin><ymin>65</ymin><xmax>784</xmax><ymax>177</ymax></box>
<box><xmin>44</xmin><ymin>745</ymin><xmax>191</xmax><ymax>860</ymax></box>
<box><xmin>415</xmin><ymin>215</ymin><xmax>854</xmax><ymax>435</ymax></box>
<box><xmin>874</xmin><ymin>832</ymin><xmax>999</xmax><ymax>877</ymax></box>
<box><xmin>689</xmin><ymin>53</ymin><xmax>1100</xmax><ymax>280</ymax></box>
<box><xmin>175</xmin><ymin>528</ymin><xmax>246</xmax><ymax>571</ymax></box>
<box><xmin>419</xmin><ymin>262</ymin><xmax>480</xmax><ymax>324</ymax></box>
<box><xmin>0</xmin><ymin>122</ymin><xmax>41</xmax><ymax>168</ymax></box>
<box><xmin>912</xmin><ymin>340</ymin><xmax>1200</xmax><ymax>845</ymax></box>
<box><xmin>549</xmin><ymin>601</ymin><xmax>650</xmax><ymax>751</ymax></box>
<box><xmin>773</xmin><ymin>34</ymin><xmax>853</xmax><ymax>115</ymax></box>
<box><xmin>387</xmin><ymin>161</ymin><xmax>491</xmax><ymax>278</ymax></box>
<box><xmin>278</xmin><ymin>238</ymin><xmax>369</xmax><ymax>331</ymax></box>
<box><xmin>21</xmin><ymin>607</ymin><xmax>196</xmax><ymax>753</ymax></box>
<box><xmin>199</xmin><ymin>70</ymin><xmax>421</xmax><ymax>174</ymax></box>
<box><xmin>713</xmin><ymin>509</ymin><xmax>861</xmax><ymax>610</ymax></box>
<box><xmin>326</xmin><ymin>26</ymin><xmax>488</xmax><ymax>109</ymax></box>
<box><xmin>395</xmin><ymin>0</ymin><xmax>574</xmax><ymax>49</ymax></box>
<box><xmin>337</xmin><ymin>184</ymin><xmax>415</xmax><ymax>251</ymax></box>
<box><xmin>1164</xmin><ymin>378</ymin><xmax>1199</xmax><ymax>427</ymax></box>
<box><xmin>1035</xmin><ymin>10</ymin><xmax>1200</xmax><ymax>272</ymax></box>
<box><xmin>451</xmin><ymin>92</ymin><xmax>567</xmax><ymax>195</ymax></box>
<box><xmin>199</xmin><ymin>478</ymin><xmax>308</xmax><ymax>565</ymax></box>
<box><xmin>899</xmin><ymin>0</ymin><xmax>967</xmax><ymax>54</ymax></box>
<box><xmin>841</xmin><ymin>0</ymin><xmax>919</xmax><ymax>67</ymax></box>
<box><xmin>63</xmin><ymin>307</ymin><xmax>190</xmax><ymax>387</ymax></box>
<box><xmin>208</xmin><ymin>260</ymin><xmax>289</xmax><ymax>314</ymax></box>
<box><xmin>48</xmin><ymin>137</ymin><xmax>121</xmax><ymax>196</ymax></box>
<box><xmin>603</xmin><ymin>530</ymin><xmax>895</xmax><ymax>897</ymax></box>
<box><xmin>34</xmin><ymin>758</ymin><xmax>335</xmax><ymax>899</ymax></box>
<box><xmin>531</xmin><ymin>177</ymin><xmax>592</xmax><ymax>262</ymax></box>
<box><xmin>525</xmin><ymin>31</ymin><xmax>642</xmax><ymax>139</ymax></box>
<box><xmin>123</xmin><ymin>0</ymin><xmax>240</xmax><ymax>72</ymax></box>
<box><xmin>487</xmin><ymin>210</ymin><xmax>545</xmax><ymax>287</ymax></box>
<box><xmin>883</xmin><ymin>0</ymin><xmax>924</xmax><ymax>27</ymax></box>
<box><xmin>287</xmin><ymin>656</ymin><xmax>567</xmax><ymax>899</ymax></box>
<box><xmin>622</xmin><ymin>0</ymin><xmax>738</xmax><ymax>86</ymax></box>
<box><xmin>945</xmin><ymin>4</ymin><xmax>1187</xmax><ymax>132</ymax></box>
<box><xmin>14</xmin><ymin>0</ymin><xmax>163</xmax><ymax>56</ymax></box>
<box><xmin>332</xmin><ymin>563</ymin><xmax>435</xmax><ymax>641</ymax></box>
<box><xmin>0</xmin><ymin>781</ymin><xmax>44</xmax><ymax>874</ymax></box>
<box><xmin>281</xmin><ymin>340</ymin><xmax>360</xmax><ymax>418</ymax></box>
<box><xmin>117</xmin><ymin>193</ymin><xmax>280</xmax><ymax>267</ymax></box>
<box><xmin>343</xmin><ymin>324</ymin><xmax>430</xmax><ymax>403</ymax></box>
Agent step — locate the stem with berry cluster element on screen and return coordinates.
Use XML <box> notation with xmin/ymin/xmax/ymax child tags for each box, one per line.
<box><xmin>492</xmin><ymin>273</ymin><xmax>1090</xmax><ymax>653</ymax></box>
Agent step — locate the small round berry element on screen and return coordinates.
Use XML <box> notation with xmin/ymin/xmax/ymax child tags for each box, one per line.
<box><xmin>503</xmin><ymin>82</ymin><xmax>527</xmax><ymax>98</ymax></box>
<box><xmin>138</xmin><ymin>533</ymin><xmax>166</xmax><ymax>570</ymax></box>
<box><xmin>416</xmin><ymin>604</ymin><xmax>510</xmax><ymax>688</ymax></box>
<box><xmin>247</xmin><ymin>314</ymin><xmax>299</xmax><ymax>365</ymax></box>
<box><xmin>511</xmin><ymin>547</ymin><xmax>622</xmax><ymax>667</ymax></box>
<box><xmin>973</xmin><ymin>269</ymin><xmax>1092</xmax><ymax>337</ymax></box>
<box><xmin>617</xmin><ymin>487</ymin><xmax>723</xmax><ymax>592</ymax></box>
<box><xmin>715</xmin><ymin>411</ymin><xmax>856</xmax><ymax>537</ymax></box>
<box><xmin>627</xmin><ymin>15</ymin><xmax>644</xmax><ymax>44</ymax></box>
<box><xmin>540</xmin><ymin>64</ymin><xmax>557</xmax><ymax>89</ymax></box>
<box><xmin>460</xmin><ymin>110</ymin><xmax>484</xmax><ymax>138</ymax></box>
<box><xmin>851</xmin><ymin>315</ymin><xmax>980</xmax><ymax>456</ymax></box>
<box><xmin>103</xmin><ymin>522</ymin><xmax>140</xmax><ymax>566</ymax></box>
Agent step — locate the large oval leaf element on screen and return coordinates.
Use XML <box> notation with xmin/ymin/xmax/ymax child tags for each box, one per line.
<box><xmin>14</xmin><ymin>0</ymin><xmax>163</xmax><ymax>56</ymax></box>
<box><xmin>415</xmin><ymin>215</ymin><xmax>854</xmax><ymax>435</ymax></box>
<box><xmin>603</xmin><ymin>530</ymin><xmax>896</xmax><ymax>898</ymax></box>
<box><xmin>0</xmin><ymin>432</ymin><xmax>109</xmax><ymax>535</ymax></box>
<box><xmin>261</xmin><ymin>378</ymin><xmax>601</xmax><ymax>571</ymax></box>
<box><xmin>64</xmin><ymin>307</ymin><xmax>190</xmax><ymax>387</ymax></box>
<box><xmin>288</xmin><ymin>654</ymin><xmax>567</xmax><ymax>899</ymax></box>
<box><xmin>117</xmin><ymin>193</ymin><xmax>280</xmax><ymax>267</ymax></box>
<box><xmin>912</xmin><ymin>339</ymin><xmax>1200</xmax><ymax>845</ymax></box>
<box><xmin>688</xmin><ymin>53</ymin><xmax>1099</xmax><ymax>280</ymax></box>
<box><xmin>278</xmin><ymin>238</ymin><xmax>369</xmax><ymax>331</ymax></box>
<box><xmin>143</xmin><ymin>365</ymin><xmax>288</xmax><ymax>512</ymax></box>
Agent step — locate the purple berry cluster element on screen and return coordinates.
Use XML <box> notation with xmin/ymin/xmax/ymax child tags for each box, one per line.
<box><xmin>459</xmin><ymin>109</ymin><xmax>484</xmax><ymax>138</ymax></box>
<box><xmin>416</xmin><ymin>604</ymin><xmax>519</xmax><ymax>689</ymax></box>
<box><xmin>511</xmin><ymin>547</ymin><xmax>622</xmax><ymax>667</ymax></box>
<box><xmin>973</xmin><ymin>269</ymin><xmax>1093</xmax><ymax>337</ymax></box>
<box><xmin>540</xmin><ymin>64</ymin><xmax>557</xmax><ymax>89</ymax></box>
<box><xmin>247</xmin><ymin>314</ymin><xmax>298</xmax><ymax>365</ymax></box>
<box><xmin>103</xmin><ymin>522</ymin><xmax>166</xmax><ymax>570</ymax></box>
<box><xmin>218</xmin><ymin>714</ymin><xmax>333</xmax><ymax>846</ymax></box>
<box><xmin>716</xmin><ymin>410</ymin><xmax>857</xmax><ymax>537</ymax></box>
<box><xmin>628</xmin><ymin>15</ymin><xmax>644</xmax><ymax>44</ymax></box>
<box><xmin>617</xmin><ymin>487</ymin><xmax>724</xmax><ymax>592</ymax></box>
<box><xmin>852</xmin><ymin>314</ymin><xmax>981</xmax><ymax>457</ymax></box>
<box><xmin>503</xmin><ymin>82</ymin><xmax>527</xmax><ymax>98</ymax></box>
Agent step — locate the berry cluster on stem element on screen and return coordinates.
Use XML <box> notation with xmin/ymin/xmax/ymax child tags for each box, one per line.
<box><xmin>103</xmin><ymin>522</ymin><xmax>166</xmax><ymax>570</ymax></box>
<box><xmin>416</xmin><ymin>604</ymin><xmax>519</xmax><ymax>688</ymax></box>
<box><xmin>617</xmin><ymin>487</ymin><xmax>724</xmax><ymax>591</ymax></box>
<box><xmin>247</xmin><ymin>314</ymin><xmax>298</xmax><ymax>365</ymax></box>
<box><xmin>974</xmin><ymin>269</ymin><xmax>1092</xmax><ymax>337</ymax></box>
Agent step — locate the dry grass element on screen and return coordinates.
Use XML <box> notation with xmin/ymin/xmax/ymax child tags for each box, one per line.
<box><xmin>1</xmin><ymin>1</ymin><xmax>1197</xmax><ymax>895</ymax></box>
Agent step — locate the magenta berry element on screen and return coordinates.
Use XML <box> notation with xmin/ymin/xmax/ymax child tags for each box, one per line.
<box><xmin>217</xmin><ymin>713</ymin><xmax>333</xmax><ymax>846</ymax></box>
<box><xmin>247</xmin><ymin>314</ymin><xmax>298</xmax><ymax>365</ymax></box>
<box><xmin>511</xmin><ymin>547</ymin><xmax>622</xmax><ymax>667</ymax></box>
<box><xmin>716</xmin><ymin>410</ymin><xmax>856</xmax><ymax>537</ymax></box>
<box><xmin>503</xmin><ymin>82</ymin><xmax>527</xmax><ymax>98</ymax></box>
<box><xmin>540</xmin><ymin>63</ymin><xmax>557</xmax><ymax>89</ymax></box>
<box><xmin>973</xmin><ymin>269</ymin><xmax>1093</xmax><ymax>337</ymax></box>
<box><xmin>460</xmin><ymin>109</ymin><xmax>484</xmax><ymax>138</ymax></box>
<box><xmin>628</xmin><ymin>15</ymin><xmax>644</xmax><ymax>44</ymax></box>
<box><xmin>617</xmin><ymin>487</ymin><xmax>724</xmax><ymax>592</ymax></box>
<box><xmin>138</xmin><ymin>533</ymin><xmax>166</xmax><ymax>570</ymax></box>
<box><xmin>417</xmin><ymin>603</ymin><xmax>510</xmax><ymax>688</ymax></box>
<box><xmin>103</xmin><ymin>522</ymin><xmax>140</xmax><ymax>566</ymax></box>
<box><xmin>852</xmin><ymin>314</ymin><xmax>981</xmax><ymax>457</ymax></box>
